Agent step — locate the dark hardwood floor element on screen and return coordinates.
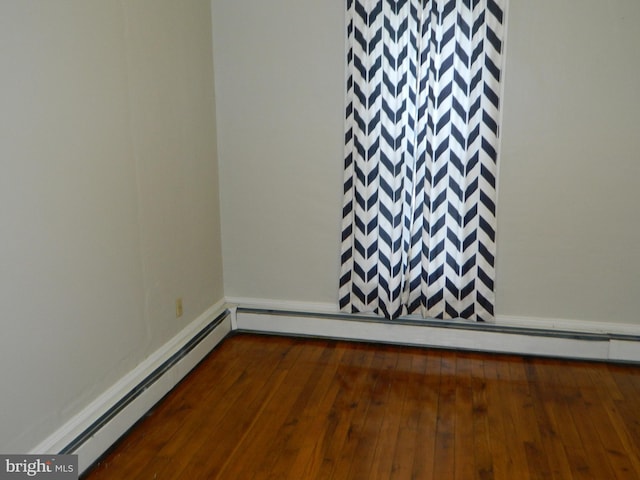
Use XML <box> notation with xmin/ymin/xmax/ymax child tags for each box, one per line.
<box><xmin>83</xmin><ymin>333</ymin><xmax>640</xmax><ymax>479</ymax></box>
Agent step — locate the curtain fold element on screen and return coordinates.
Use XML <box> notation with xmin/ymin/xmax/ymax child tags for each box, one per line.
<box><xmin>340</xmin><ymin>0</ymin><xmax>506</xmax><ymax>322</ymax></box>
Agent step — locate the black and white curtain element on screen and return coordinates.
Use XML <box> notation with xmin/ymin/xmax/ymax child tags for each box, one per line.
<box><xmin>339</xmin><ymin>0</ymin><xmax>507</xmax><ymax>321</ymax></box>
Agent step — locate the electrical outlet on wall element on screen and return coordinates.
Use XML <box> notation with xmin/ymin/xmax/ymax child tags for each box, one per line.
<box><xmin>176</xmin><ymin>298</ymin><xmax>183</xmax><ymax>318</ymax></box>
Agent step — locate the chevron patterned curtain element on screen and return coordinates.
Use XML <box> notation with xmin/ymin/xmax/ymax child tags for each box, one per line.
<box><xmin>339</xmin><ymin>0</ymin><xmax>506</xmax><ymax>321</ymax></box>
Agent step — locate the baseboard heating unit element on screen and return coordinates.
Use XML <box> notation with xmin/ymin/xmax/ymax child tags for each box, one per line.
<box><xmin>234</xmin><ymin>306</ymin><xmax>640</xmax><ymax>364</ymax></box>
<box><xmin>33</xmin><ymin>306</ymin><xmax>232</xmax><ymax>475</ymax></box>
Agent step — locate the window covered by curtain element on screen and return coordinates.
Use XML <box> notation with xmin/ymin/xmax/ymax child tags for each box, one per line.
<box><xmin>339</xmin><ymin>0</ymin><xmax>507</xmax><ymax>321</ymax></box>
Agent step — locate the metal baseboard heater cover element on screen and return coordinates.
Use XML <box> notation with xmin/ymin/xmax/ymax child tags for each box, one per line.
<box><xmin>60</xmin><ymin>310</ymin><xmax>230</xmax><ymax>456</ymax></box>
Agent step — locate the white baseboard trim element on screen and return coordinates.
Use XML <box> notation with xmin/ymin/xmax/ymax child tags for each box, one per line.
<box><xmin>229</xmin><ymin>297</ymin><xmax>640</xmax><ymax>363</ymax></box>
<box><xmin>31</xmin><ymin>299</ymin><xmax>232</xmax><ymax>475</ymax></box>
<box><xmin>226</xmin><ymin>297</ymin><xmax>340</xmax><ymax>315</ymax></box>
<box><xmin>494</xmin><ymin>313</ymin><xmax>640</xmax><ymax>336</ymax></box>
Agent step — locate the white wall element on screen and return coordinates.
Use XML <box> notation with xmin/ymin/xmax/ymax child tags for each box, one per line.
<box><xmin>497</xmin><ymin>0</ymin><xmax>640</xmax><ymax>323</ymax></box>
<box><xmin>212</xmin><ymin>0</ymin><xmax>640</xmax><ymax>325</ymax></box>
<box><xmin>0</xmin><ymin>0</ymin><xmax>224</xmax><ymax>453</ymax></box>
<box><xmin>212</xmin><ymin>0</ymin><xmax>345</xmax><ymax>305</ymax></box>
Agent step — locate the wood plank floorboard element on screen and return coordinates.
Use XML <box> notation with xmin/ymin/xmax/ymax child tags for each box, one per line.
<box><xmin>82</xmin><ymin>333</ymin><xmax>640</xmax><ymax>480</ymax></box>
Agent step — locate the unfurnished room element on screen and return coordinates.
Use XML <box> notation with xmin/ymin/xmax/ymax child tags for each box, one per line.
<box><xmin>1</xmin><ymin>1</ymin><xmax>639</xmax><ymax>479</ymax></box>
